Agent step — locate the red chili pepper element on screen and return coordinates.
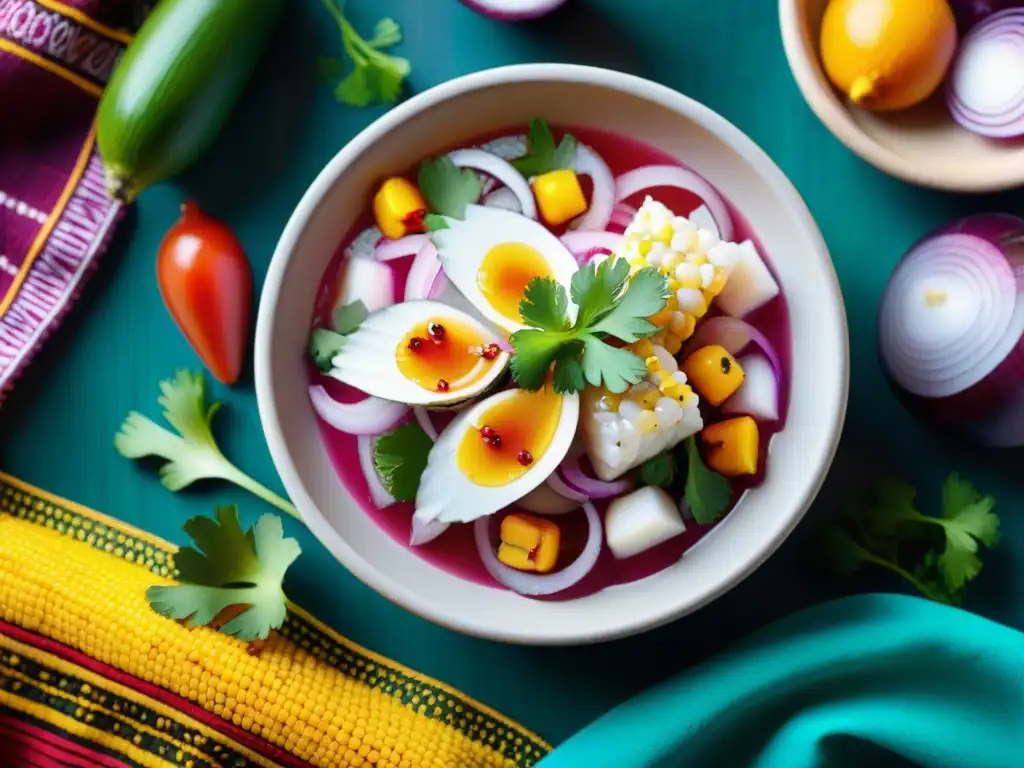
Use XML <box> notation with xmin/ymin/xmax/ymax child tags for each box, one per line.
<box><xmin>156</xmin><ymin>200</ymin><xmax>253</xmax><ymax>384</ymax></box>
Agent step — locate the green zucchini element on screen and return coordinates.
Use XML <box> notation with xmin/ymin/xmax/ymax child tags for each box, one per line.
<box><xmin>97</xmin><ymin>0</ymin><xmax>286</xmax><ymax>203</ymax></box>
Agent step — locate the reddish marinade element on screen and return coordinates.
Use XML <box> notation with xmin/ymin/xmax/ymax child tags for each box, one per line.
<box><xmin>307</xmin><ymin>126</ymin><xmax>792</xmax><ymax>597</ymax></box>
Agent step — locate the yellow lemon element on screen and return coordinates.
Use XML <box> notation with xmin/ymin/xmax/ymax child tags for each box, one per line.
<box><xmin>820</xmin><ymin>0</ymin><xmax>958</xmax><ymax>111</ymax></box>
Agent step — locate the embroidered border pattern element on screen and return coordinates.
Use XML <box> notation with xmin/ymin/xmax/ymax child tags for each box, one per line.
<box><xmin>0</xmin><ymin>0</ymin><xmax>129</xmax><ymax>94</ymax></box>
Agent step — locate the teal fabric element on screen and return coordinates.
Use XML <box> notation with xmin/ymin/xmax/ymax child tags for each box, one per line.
<box><xmin>539</xmin><ymin>594</ymin><xmax>1024</xmax><ymax>767</ymax></box>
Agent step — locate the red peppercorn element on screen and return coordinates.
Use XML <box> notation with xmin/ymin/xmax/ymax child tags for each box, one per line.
<box><xmin>436</xmin><ymin>379</ymin><xmax>450</xmax><ymax>392</ymax></box>
<box><xmin>428</xmin><ymin>323</ymin><xmax>446</xmax><ymax>341</ymax></box>
<box><xmin>517</xmin><ymin>450</ymin><xmax>534</xmax><ymax>466</ymax></box>
<box><xmin>408</xmin><ymin>337</ymin><xmax>426</xmax><ymax>351</ymax></box>
<box><xmin>482</xmin><ymin>343</ymin><xmax>501</xmax><ymax>360</ymax></box>
<box><xmin>480</xmin><ymin>425</ymin><xmax>497</xmax><ymax>440</ymax></box>
<box><xmin>490</xmin><ymin>434</ymin><xmax>502</xmax><ymax>448</ymax></box>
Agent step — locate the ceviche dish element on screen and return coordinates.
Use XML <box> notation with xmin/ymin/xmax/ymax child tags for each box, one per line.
<box><xmin>306</xmin><ymin>118</ymin><xmax>790</xmax><ymax>600</ymax></box>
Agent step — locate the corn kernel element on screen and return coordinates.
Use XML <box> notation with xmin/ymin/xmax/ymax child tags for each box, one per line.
<box><xmin>647</xmin><ymin>307</ymin><xmax>675</xmax><ymax>329</ymax></box>
<box><xmin>701</xmin><ymin>417</ymin><xmax>759</xmax><ymax>476</ymax></box>
<box><xmin>636</xmin><ymin>411</ymin><xmax>659</xmax><ymax>433</ymax></box>
<box><xmin>674</xmin><ymin>262</ymin><xmax>702</xmax><ymax>289</ymax></box>
<box><xmin>669</xmin><ymin>312</ymin><xmax>694</xmax><ymax>339</ymax></box>
<box><xmin>707</xmin><ymin>269</ymin><xmax>728</xmax><ymax>296</ymax></box>
<box><xmin>532</xmin><ymin>170</ymin><xmax>588</xmax><ymax>227</ymax></box>
<box><xmin>656</xmin><ymin>370</ymin><xmax>675</xmax><ymax>389</ymax></box>
<box><xmin>654</xmin><ymin>225</ymin><xmax>674</xmax><ymax>244</ymax></box>
<box><xmin>598</xmin><ymin>392</ymin><xmax>622</xmax><ymax>412</ymax></box>
<box><xmin>682</xmin><ymin>345</ymin><xmax>745</xmax><ymax>406</ymax></box>
<box><xmin>661</xmin><ymin>252</ymin><xmax>682</xmax><ymax>271</ymax></box>
<box><xmin>663</xmin><ymin>333</ymin><xmax>683</xmax><ymax>355</ymax></box>
<box><xmin>645</xmin><ymin>355</ymin><xmax>661</xmax><ymax>373</ymax></box>
<box><xmin>373</xmin><ymin>178</ymin><xmax>427</xmax><ymax>240</ymax></box>
<box><xmin>690</xmin><ymin>252</ymin><xmax>708</xmax><ymax>266</ymax></box>
<box><xmin>629</xmin><ymin>386</ymin><xmax>661</xmax><ymax>409</ymax></box>
<box><xmin>497</xmin><ymin>513</ymin><xmax>561</xmax><ymax>573</ymax></box>
<box><xmin>638</xmin><ymin>240</ymin><xmax>653</xmax><ymax>257</ymax></box>
<box><xmin>633</xmin><ymin>339</ymin><xmax>655</xmax><ymax>359</ymax></box>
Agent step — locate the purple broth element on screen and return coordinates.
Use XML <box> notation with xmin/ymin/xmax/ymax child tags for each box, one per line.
<box><xmin>308</xmin><ymin>125</ymin><xmax>792</xmax><ymax>596</ymax></box>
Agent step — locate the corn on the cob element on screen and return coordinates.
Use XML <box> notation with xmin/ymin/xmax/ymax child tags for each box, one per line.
<box><xmin>0</xmin><ymin>500</ymin><xmax>548</xmax><ymax>768</ymax></box>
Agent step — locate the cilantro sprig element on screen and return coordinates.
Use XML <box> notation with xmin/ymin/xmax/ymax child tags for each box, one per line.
<box><xmin>374</xmin><ymin>421</ymin><xmax>434</xmax><ymax>501</ymax></box>
<box><xmin>114</xmin><ymin>371</ymin><xmax>300</xmax><ymax>521</ymax></box>
<box><xmin>418</xmin><ymin>156</ymin><xmax>482</xmax><ymax>219</ymax></box>
<box><xmin>683</xmin><ymin>437</ymin><xmax>732</xmax><ymax>524</ymax></box>
<box><xmin>318</xmin><ymin>0</ymin><xmax>410</xmax><ymax>107</ymax></box>
<box><xmin>510</xmin><ymin>258</ymin><xmax>670</xmax><ymax>394</ymax></box>
<box><xmin>822</xmin><ymin>473</ymin><xmax>1000</xmax><ymax>605</ymax></box>
<box><xmin>147</xmin><ymin>506</ymin><xmax>301</xmax><ymax>642</ymax></box>
<box><xmin>308</xmin><ymin>300</ymin><xmax>367</xmax><ymax>372</ymax></box>
<box><xmin>512</xmin><ymin>118</ymin><xmax>578</xmax><ymax>178</ymax></box>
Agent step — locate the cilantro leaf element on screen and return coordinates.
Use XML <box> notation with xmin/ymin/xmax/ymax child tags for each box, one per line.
<box><xmin>418</xmin><ymin>156</ymin><xmax>482</xmax><ymax>219</ymax></box>
<box><xmin>308</xmin><ymin>328</ymin><xmax>347</xmax><ymax>372</ymax></box>
<box><xmin>591</xmin><ymin>267</ymin><xmax>669</xmax><ymax>342</ymax></box>
<box><xmin>509</xmin><ymin>258</ymin><xmax>667</xmax><ymax>394</ymax></box>
<box><xmin>512</xmin><ymin>118</ymin><xmax>578</xmax><ymax>178</ymax></box>
<box><xmin>520</xmin><ymin>277</ymin><xmax>572</xmax><ymax>332</ymax></box>
<box><xmin>114</xmin><ymin>371</ymin><xmax>299</xmax><ymax>520</ymax></box>
<box><xmin>333</xmin><ymin>299</ymin><xmax>367</xmax><ymax>335</ymax></box>
<box><xmin>374</xmin><ymin>422</ymin><xmax>434</xmax><ymax>501</ymax></box>
<box><xmin>424</xmin><ymin>213</ymin><xmax>449</xmax><ymax>231</ymax></box>
<box><xmin>147</xmin><ymin>507</ymin><xmax>301</xmax><ymax>642</ymax></box>
<box><xmin>820</xmin><ymin>472</ymin><xmax>999</xmax><ymax>606</ymax></box>
<box><xmin>581</xmin><ymin>337</ymin><xmax>647</xmax><ymax>394</ymax></box>
<box><xmin>639</xmin><ymin>452</ymin><xmax>677</xmax><ymax>489</ymax></box>
<box><xmin>321</xmin><ymin>0</ymin><xmax>410</xmax><ymax>107</ymax></box>
<box><xmin>683</xmin><ymin>437</ymin><xmax>732</xmax><ymax>524</ymax></box>
<box><xmin>509</xmin><ymin>329</ymin><xmax>568</xmax><ymax>391</ymax></box>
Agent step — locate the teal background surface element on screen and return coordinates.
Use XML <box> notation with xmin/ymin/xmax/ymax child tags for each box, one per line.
<box><xmin>3</xmin><ymin>0</ymin><xmax>1023</xmax><ymax>747</ymax></box>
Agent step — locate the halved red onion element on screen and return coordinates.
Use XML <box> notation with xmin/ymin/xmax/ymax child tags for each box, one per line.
<box><xmin>357</xmin><ymin>435</ymin><xmax>397</xmax><ymax>509</ymax></box>
<box><xmin>558</xmin><ymin>458</ymin><xmax>632</xmax><ymax>499</ymax></box>
<box><xmin>545</xmin><ymin>470</ymin><xmax>590</xmax><ymax>502</ymax></box>
<box><xmin>560</xmin><ymin>231</ymin><xmax>624</xmax><ymax>264</ymax></box>
<box><xmin>878</xmin><ymin>214</ymin><xmax>1024</xmax><ymax>445</ymax></box>
<box><xmin>459</xmin><ymin>0</ymin><xmax>569</xmax><ymax>21</ymax></box>
<box><xmin>683</xmin><ymin>316</ymin><xmax>783</xmax><ymax>384</ymax></box>
<box><xmin>474</xmin><ymin>502</ymin><xmax>602</xmax><ymax>596</ymax></box>
<box><xmin>615</xmin><ymin>165</ymin><xmax>735</xmax><ymax>242</ymax></box>
<box><xmin>570</xmin><ymin>144</ymin><xmax>615</xmax><ymax>231</ymax></box>
<box><xmin>448</xmin><ymin>148</ymin><xmax>537</xmax><ymax>219</ymax></box>
<box><xmin>344</xmin><ymin>226</ymin><xmax>383</xmax><ymax>260</ymax></box>
<box><xmin>332</xmin><ymin>256</ymin><xmax>395</xmax><ymax>320</ymax></box>
<box><xmin>947</xmin><ymin>9</ymin><xmax>1024</xmax><ymax>139</ymax></box>
<box><xmin>413</xmin><ymin>407</ymin><xmax>439</xmax><ymax>441</ymax></box>
<box><xmin>721</xmin><ymin>353</ymin><xmax>780</xmax><ymax>421</ymax></box>
<box><xmin>309</xmin><ymin>385</ymin><xmax>409</xmax><ymax>436</ymax></box>
<box><xmin>609</xmin><ymin>203</ymin><xmax>638</xmax><ymax>230</ymax></box>
<box><xmin>482</xmin><ymin>186</ymin><xmax>523</xmax><ymax>213</ymax></box>
<box><xmin>404</xmin><ymin>242</ymin><xmax>442</xmax><ymax>301</ymax></box>
<box><xmin>375</xmin><ymin>234</ymin><xmax>429</xmax><ymax>262</ymax></box>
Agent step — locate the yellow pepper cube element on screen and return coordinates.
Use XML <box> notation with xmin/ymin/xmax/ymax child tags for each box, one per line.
<box><xmin>373</xmin><ymin>177</ymin><xmax>427</xmax><ymax>240</ymax></box>
<box><xmin>700</xmin><ymin>416</ymin><xmax>760</xmax><ymax>476</ymax></box>
<box><xmin>497</xmin><ymin>513</ymin><xmax>561</xmax><ymax>573</ymax></box>
<box><xmin>531</xmin><ymin>170</ymin><xmax>588</xmax><ymax>227</ymax></box>
<box><xmin>681</xmin><ymin>345</ymin><xmax>745</xmax><ymax>406</ymax></box>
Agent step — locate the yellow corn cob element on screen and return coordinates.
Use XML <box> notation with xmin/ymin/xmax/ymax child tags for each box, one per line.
<box><xmin>0</xmin><ymin>496</ymin><xmax>548</xmax><ymax>768</ymax></box>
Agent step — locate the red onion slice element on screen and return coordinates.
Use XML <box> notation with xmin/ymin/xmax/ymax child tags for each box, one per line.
<box><xmin>344</xmin><ymin>226</ymin><xmax>383</xmax><ymax>261</ymax></box>
<box><xmin>545</xmin><ymin>471</ymin><xmax>590</xmax><ymax>502</ymax></box>
<box><xmin>375</xmin><ymin>234</ymin><xmax>429</xmax><ymax>262</ymax></box>
<box><xmin>332</xmin><ymin>256</ymin><xmax>395</xmax><ymax>320</ymax></box>
<box><xmin>558</xmin><ymin>458</ymin><xmax>632</xmax><ymax>499</ymax></box>
<box><xmin>482</xmin><ymin>186</ymin><xmax>523</xmax><ymax>213</ymax></box>
<box><xmin>721</xmin><ymin>353</ymin><xmax>780</xmax><ymax>421</ymax></box>
<box><xmin>404</xmin><ymin>242</ymin><xmax>442</xmax><ymax>301</ymax></box>
<box><xmin>609</xmin><ymin>203</ymin><xmax>638</xmax><ymax>230</ymax></box>
<box><xmin>518</xmin><ymin>483</ymin><xmax>581</xmax><ymax>515</ymax></box>
<box><xmin>459</xmin><ymin>0</ymin><xmax>569</xmax><ymax>21</ymax></box>
<box><xmin>560</xmin><ymin>231</ymin><xmax>624</xmax><ymax>264</ymax></box>
<box><xmin>474</xmin><ymin>502</ymin><xmax>602</xmax><ymax>596</ymax></box>
<box><xmin>947</xmin><ymin>10</ymin><xmax>1024</xmax><ymax>139</ymax></box>
<box><xmin>683</xmin><ymin>317</ymin><xmax>783</xmax><ymax>384</ymax></box>
<box><xmin>615</xmin><ymin>165</ymin><xmax>735</xmax><ymax>242</ymax></box>
<box><xmin>448</xmin><ymin>148</ymin><xmax>537</xmax><ymax>219</ymax></box>
<box><xmin>357</xmin><ymin>435</ymin><xmax>397</xmax><ymax>509</ymax></box>
<box><xmin>570</xmin><ymin>144</ymin><xmax>616</xmax><ymax>232</ymax></box>
<box><xmin>309</xmin><ymin>385</ymin><xmax>409</xmax><ymax>436</ymax></box>
<box><xmin>410</xmin><ymin>516</ymin><xmax>449</xmax><ymax>546</ymax></box>
<box><xmin>412</xmin><ymin>407</ymin><xmax>439</xmax><ymax>441</ymax></box>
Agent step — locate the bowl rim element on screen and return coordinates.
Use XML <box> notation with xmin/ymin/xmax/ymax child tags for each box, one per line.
<box><xmin>255</xmin><ymin>63</ymin><xmax>850</xmax><ymax>645</ymax></box>
<box><xmin>778</xmin><ymin>0</ymin><xmax>1024</xmax><ymax>194</ymax></box>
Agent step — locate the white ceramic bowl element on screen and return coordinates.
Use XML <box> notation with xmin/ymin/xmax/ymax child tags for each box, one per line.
<box><xmin>255</xmin><ymin>64</ymin><xmax>849</xmax><ymax>646</ymax></box>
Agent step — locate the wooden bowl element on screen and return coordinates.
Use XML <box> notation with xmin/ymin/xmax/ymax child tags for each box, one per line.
<box><xmin>780</xmin><ymin>0</ymin><xmax>1024</xmax><ymax>192</ymax></box>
